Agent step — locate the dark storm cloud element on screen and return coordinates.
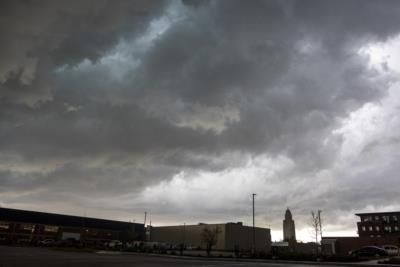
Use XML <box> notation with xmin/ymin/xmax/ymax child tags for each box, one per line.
<box><xmin>1</xmin><ymin>0</ymin><xmax>400</xmax><ymax>237</ymax></box>
<box><xmin>123</xmin><ymin>0</ymin><xmax>396</xmax><ymax>164</ymax></box>
<box><xmin>0</xmin><ymin>0</ymin><xmax>166</xmax><ymax>105</ymax></box>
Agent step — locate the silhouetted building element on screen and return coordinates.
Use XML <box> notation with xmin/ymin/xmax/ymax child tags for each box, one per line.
<box><xmin>0</xmin><ymin>207</ymin><xmax>145</xmax><ymax>245</ymax></box>
<box><xmin>150</xmin><ymin>222</ymin><xmax>271</xmax><ymax>253</ymax></box>
<box><xmin>283</xmin><ymin>208</ymin><xmax>296</xmax><ymax>242</ymax></box>
<box><xmin>322</xmin><ymin>211</ymin><xmax>400</xmax><ymax>255</ymax></box>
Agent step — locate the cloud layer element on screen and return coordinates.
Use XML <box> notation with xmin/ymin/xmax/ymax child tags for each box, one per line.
<box><xmin>1</xmin><ymin>0</ymin><xmax>400</xmax><ymax>241</ymax></box>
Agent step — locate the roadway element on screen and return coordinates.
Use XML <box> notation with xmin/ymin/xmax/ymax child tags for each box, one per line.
<box><xmin>0</xmin><ymin>246</ymin><xmax>360</xmax><ymax>267</ymax></box>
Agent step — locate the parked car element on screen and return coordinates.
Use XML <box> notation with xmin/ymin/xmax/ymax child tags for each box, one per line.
<box><xmin>381</xmin><ymin>245</ymin><xmax>399</xmax><ymax>256</ymax></box>
<box><xmin>350</xmin><ymin>246</ymin><xmax>389</xmax><ymax>257</ymax></box>
<box><xmin>39</xmin><ymin>239</ymin><xmax>56</xmax><ymax>246</ymax></box>
<box><xmin>105</xmin><ymin>240</ymin><xmax>123</xmax><ymax>249</ymax></box>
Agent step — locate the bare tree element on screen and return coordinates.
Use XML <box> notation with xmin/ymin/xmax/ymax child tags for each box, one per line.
<box><xmin>311</xmin><ymin>210</ymin><xmax>322</xmax><ymax>256</ymax></box>
<box><xmin>318</xmin><ymin>210</ymin><xmax>323</xmax><ymax>245</ymax></box>
<box><xmin>201</xmin><ymin>226</ymin><xmax>221</xmax><ymax>257</ymax></box>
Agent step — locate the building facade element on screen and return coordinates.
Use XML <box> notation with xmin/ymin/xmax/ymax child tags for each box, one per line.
<box><xmin>283</xmin><ymin>208</ymin><xmax>296</xmax><ymax>242</ymax></box>
<box><xmin>322</xmin><ymin>211</ymin><xmax>400</xmax><ymax>255</ymax></box>
<box><xmin>356</xmin><ymin>212</ymin><xmax>400</xmax><ymax>238</ymax></box>
<box><xmin>150</xmin><ymin>222</ymin><xmax>271</xmax><ymax>253</ymax></box>
<box><xmin>0</xmin><ymin>207</ymin><xmax>145</xmax><ymax>245</ymax></box>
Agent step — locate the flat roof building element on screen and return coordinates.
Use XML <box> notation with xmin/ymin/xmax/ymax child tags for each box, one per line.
<box><xmin>322</xmin><ymin>211</ymin><xmax>400</xmax><ymax>255</ymax></box>
<box><xmin>0</xmin><ymin>207</ymin><xmax>145</xmax><ymax>245</ymax></box>
<box><xmin>356</xmin><ymin>211</ymin><xmax>400</xmax><ymax>238</ymax></box>
<box><xmin>149</xmin><ymin>222</ymin><xmax>271</xmax><ymax>253</ymax></box>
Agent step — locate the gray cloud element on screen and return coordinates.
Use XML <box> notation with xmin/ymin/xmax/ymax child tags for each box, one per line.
<box><xmin>0</xmin><ymin>0</ymin><xmax>167</xmax><ymax>106</ymax></box>
<box><xmin>1</xmin><ymin>0</ymin><xmax>400</xmax><ymax>240</ymax></box>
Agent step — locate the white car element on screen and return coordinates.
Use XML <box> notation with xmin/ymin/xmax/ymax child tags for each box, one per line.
<box><xmin>106</xmin><ymin>240</ymin><xmax>123</xmax><ymax>249</ymax></box>
<box><xmin>381</xmin><ymin>245</ymin><xmax>399</xmax><ymax>256</ymax></box>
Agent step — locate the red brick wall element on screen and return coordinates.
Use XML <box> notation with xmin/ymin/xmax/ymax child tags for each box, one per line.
<box><xmin>324</xmin><ymin>236</ymin><xmax>400</xmax><ymax>255</ymax></box>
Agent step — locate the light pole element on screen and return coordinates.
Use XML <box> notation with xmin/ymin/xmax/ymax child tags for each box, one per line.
<box><xmin>252</xmin><ymin>193</ymin><xmax>256</xmax><ymax>255</ymax></box>
<box><xmin>183</xmin><ymin>223</ymin><xmax>186</xmax><ymax>247</ymax></box>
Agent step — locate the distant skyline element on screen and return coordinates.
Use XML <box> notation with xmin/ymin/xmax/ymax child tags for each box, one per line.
<box><xmin>1</xmin><ymin>0</ymin><xmax>400</xmax><ymax>242</ymax></box>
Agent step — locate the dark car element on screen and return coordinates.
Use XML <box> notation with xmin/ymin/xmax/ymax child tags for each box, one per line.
<box><xmin>350</xmin><ymin>246</ymin><xmax>389</xmax><ymax>257</ymax></box>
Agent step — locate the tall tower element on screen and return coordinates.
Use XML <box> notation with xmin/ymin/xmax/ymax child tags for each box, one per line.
<box><xmin>283</xmin><ymin>208</ymin><xmax>296</xmax><ymax>242</ymax></box>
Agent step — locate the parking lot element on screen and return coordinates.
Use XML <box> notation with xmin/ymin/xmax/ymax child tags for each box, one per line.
<box><xmin>0</xmin><ymin>246</ymin><xmax>347</xmax><ymax>267</ymax></box>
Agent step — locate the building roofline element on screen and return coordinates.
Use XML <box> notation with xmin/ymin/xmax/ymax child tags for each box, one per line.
<box><xmin>0</xmin><ymin>207</ymin><xmax>143</xmax><ymax>227</ymax></box>
<box><xmin>151</xmin><ymin>223</ymin><xmax>270</xmax><ymax>230</ymax></box>
<box><xmin>321</xmin><ymin>236</ymin><xmax>359</xmax><ymax>241</ymax></box>
<box><xmin>355</xmin><ymin>211</ymin><xmax>400</xmax><ymax>216</ymax></box>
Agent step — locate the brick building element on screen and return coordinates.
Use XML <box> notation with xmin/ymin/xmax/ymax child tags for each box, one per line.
<box><xmin>356</xmin><ymin>212</ymin><xmax>400</xmax><ymax>237</ymax></box>
<box><xmin>322</xmin><ymin>211</ymin><xmax>400</xmax><ymax>255</ymax></box>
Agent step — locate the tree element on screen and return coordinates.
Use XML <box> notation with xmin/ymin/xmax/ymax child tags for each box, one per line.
<box><xmin>311</xmin><ymin>210</ymin><xmax>323</xmax><ymax>256</ymax></box>
<box><xmin>201</xmin><ymin>226</ymin><xmax>221</xmax><ymax>257</ymax></box>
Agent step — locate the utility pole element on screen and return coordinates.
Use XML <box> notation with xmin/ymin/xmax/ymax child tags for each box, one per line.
<box><xmin>144</xmin><ymin>211</ymin><xmax>147</xmax><ymax>226</ymax></box>
<box><xmin>183</xmin><ymin>223</ymin><xmax>186</xmax><ymax>247</ymax></box>
<box><xmin>252</xmin><ymin>193</ymin><xmax>256</xmax><ymax>255</ymax></box>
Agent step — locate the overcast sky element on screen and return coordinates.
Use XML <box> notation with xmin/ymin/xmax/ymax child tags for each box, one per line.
<box><xmin>1</xmin><ymin>0</ymin><xmax>400</xmax><ymax>242</ymax></box>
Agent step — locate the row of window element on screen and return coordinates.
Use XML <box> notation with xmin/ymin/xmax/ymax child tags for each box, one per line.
<box><xmin>0</xmin><ymin>221</ymin><xmax>116</xmax><ymax>237</ymax></box>
<box><xmin>362</xmin><ymin>215</ymin><xmax>398</xmax><ymax>222</ymax></box>
<box><xmin>0</xmin><ymin>222</ymin><xmax>59</xmax><ymax>232</ymax></box>
<box><xmin>361</xmin><ymin>225</ymin><xmax>400</xmax><ymax>232</ymax></box>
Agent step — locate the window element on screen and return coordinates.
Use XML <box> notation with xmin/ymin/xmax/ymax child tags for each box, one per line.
<box><xmin>375</xmin><ymin>216</ymin><xmax>380</xmax><ymax>221</ymax></box>
<box><xmin>20</xmin><ymin>224</ymin><xmax>34</xmax><ymax>231</ymax></box>
<box><xmin>362</xmin><ymin>226</ymin><xmax>366</xmax><ymax>231</ymax></box>
<box><xmin>394</xmin><ymin>226</ymin><xmax>399</xmax><ymax>232</ymax></box>
<box><xmin>0</xmin><ymin>222</ymin><xmax>9</xmax><ymax>230</ymax></box>
<box><xmin>369</xmin><ymin>226</ymin><xmax>373</xmax><ymax>231</ymax></box>
<box><xmin>393</xmin><ymin>216</ymin><xmax>398</xmax><ymax>222</ymax></box>
<box><xmin>363</xmin><ymin>216</ymin><xmax>372</xmax><ymax>222</ymax></box>
<box><xmin>375</xmin><ymin>226</ymin><xmax>380</xmax><ymax>231</ymax></box>
<box><xmin>44</xmin><ymin>225</ymin><xmax>59</xmax><ymax>232</ymax></box>
<box><xmin>384</xmin><ymin>226</ymin><xmax>392</xmax><ymax>232</ymax></box>
<box><xmin>382</xmin><ymin>216</ymin><xmax>390</xmax><ymax>222</ymax></box>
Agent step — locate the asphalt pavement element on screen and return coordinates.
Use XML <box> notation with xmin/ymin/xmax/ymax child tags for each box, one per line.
<box><xmin>0</xmin><ymin>246</ymin><xmax>386</xmax><ymax>267</ymax></box>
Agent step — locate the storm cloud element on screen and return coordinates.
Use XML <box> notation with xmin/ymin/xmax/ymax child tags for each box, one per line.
<box><xmin>1</xmin><ymin>0</ymin><xmax>400</xmax><ymax>240</ymax></box>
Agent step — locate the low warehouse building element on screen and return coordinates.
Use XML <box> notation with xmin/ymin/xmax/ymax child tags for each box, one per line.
<box><xmin>0</xmin><ymin>207</ymin><xmax>145</xmax><ymax>245</ymax></box>
<box><xmin>150</xmin><ymin>222</ymin><xmax>271</xmax><ymax>253</ymax></box>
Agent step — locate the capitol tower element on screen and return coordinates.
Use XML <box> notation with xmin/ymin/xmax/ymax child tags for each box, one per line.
<box><xmin>283</xmin><ymin>208</ymin><xmax>296</xmax><ymax>242</ymax></box>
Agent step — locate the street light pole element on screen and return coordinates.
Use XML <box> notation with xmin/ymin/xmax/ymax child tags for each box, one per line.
<box><xmin>252</xmin><ymin>193</ymin><xmax>256</xmax><ymax>255</ymax></box>
<box><xmin>183</xmin><ymin>223</ymin><xmax>186</xmax><ymax>247</ymax></box>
